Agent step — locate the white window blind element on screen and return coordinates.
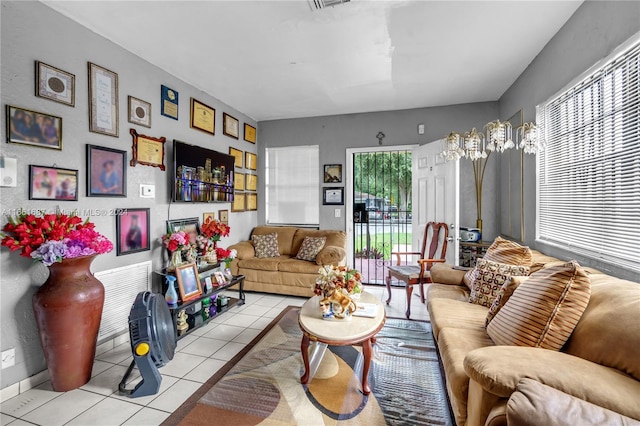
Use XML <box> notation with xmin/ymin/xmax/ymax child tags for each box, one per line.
<box><xmin>265</xmin><ymin>145</ymin><xmax>319</xmax><ymax>225</ymax></box>
<box><xmin>537</xmin><ymin>36</ymin><xmax>640</xmax><ymax>273</ymax></box>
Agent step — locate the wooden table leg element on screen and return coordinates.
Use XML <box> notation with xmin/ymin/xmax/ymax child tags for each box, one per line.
<box><xmin>361</xmin><ymin>337</ymin><xmax>372</xmax><ymax>395</ymax></box>
<box><xmin>300</xmin><ymin>334</ymin><xmax>310</xmax><ymax>384</ymax></box>
<box><xmin>405</xmin><ymin>284</ymin><xmax>413</xmax><ymax>319</ymax></box>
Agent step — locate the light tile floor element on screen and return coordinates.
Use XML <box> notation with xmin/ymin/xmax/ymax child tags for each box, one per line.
<box><xmin>0</xmin><ymin>285</ymin><xmax>428</xmax><ymax>426</ymax></box>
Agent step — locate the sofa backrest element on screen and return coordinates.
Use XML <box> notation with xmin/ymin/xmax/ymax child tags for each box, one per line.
<box><xmin>292</xmin><ymin>229</ymin><xmax>347</xmax><ymax>255</ymax></box>
<box><xmin>250</xmin><ymin>226</ymin><xmax>298</xmax><ymax>256</ymax></box>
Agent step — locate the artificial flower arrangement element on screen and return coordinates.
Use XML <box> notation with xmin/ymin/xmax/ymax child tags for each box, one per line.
<box><xmin>215</xmin><ymin>247</ymin><xmax>237</xmax><ymax>267</ymax></box>
<box><xmin>1</xmin><ymin>211</ymin><xmax>113</xmax><ymax>266</ymax></box>
<box><xmin>314</xmin><ymin>265</ymin><xmax>363</xmax><ymax>298</ymax></box>
<box><xmin>161</xmin><ymin>230</ymin><xmax>189</xmax><ymax>252</ymax></box>
<box><xmin>200</xmin><ymin>218</ymin><xmax>230</xmax><ymax>243</ymax></box>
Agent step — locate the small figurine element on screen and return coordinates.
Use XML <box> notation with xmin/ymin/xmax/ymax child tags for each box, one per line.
<box><xmin>176</xmin><ymin>310</ymin><xmax>188</xmax><ymax>336</ymax></box>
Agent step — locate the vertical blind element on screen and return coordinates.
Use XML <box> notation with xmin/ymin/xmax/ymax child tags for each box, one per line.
<box><xmin>537</xmin><ymin>37</ymin><xmax>640</xmax><ymax>272</ymax></box>
<box><xmin>265</xmin><ymin>145</ymin><xmax>319</xmax><ymax>225</ymax></box>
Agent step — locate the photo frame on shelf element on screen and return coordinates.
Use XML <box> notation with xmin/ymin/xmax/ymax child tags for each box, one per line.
<box><xmin>245</xmin><ymin>174</ymin><xmax>257</xmax><ymax>191</ymax></box>
<box><xmin>245</xmin><ymin>152</ymin><xmax>257</xmax><ymax>171</ymax></box>
<box><xmin>232</xmin><ymin>192</ymin><xmax>245</xmax><ymax>212</ymax></box>
<box><xmin>6</xmin><ymin>105</ymin><xmax>62</xmax><ymax>150</ymax></box>
<box><xmin>246</xmin><ymin>193</ymin><xmax>257</xmax><ymax>211</ymax></box>
<box><xmin>116</xmin><ymin>208</ymin><xmax>150</xmax><ymax>256</ymax></box>
<box><xmin>166</xmin><ymin>217</ymin><xmax>200</xmax><ymax>245</ymax></box>
<box><xmin>203</xmin><ymin>212</ymin><xmax>216</xmax><ymax>223</ymax></box>
<box><xmin>219</xmin><ymin>210</ymin><xmax>229</xmax><ymax>224</ymax></box>
<box><xmin>161</xmin><ymin>85</ymin><xmax>178</xmax><ymax>120</ymax></box>
<box><xmin>229</xmin><ymin>147</ymin><xmax>243</xmax><ymax>168</ymax></box>
<box><xmin>234</xmin><ymin>172</ymin><xmax>245</xmax><ymax>191</ymax></box>
<box><xmin>29</xmin><ymin>165</ymin><xmax>78</xmax><ymax>201</ymax></box>
<box><xmin>190</xmin><ymin>98</ymin><xmax>215</xmax><ymax>135</ymax></box>
<box><xmin>86</xmin><ymin>144</ymin><xmax>127</xmax><ymax>197</ymax></box>
<box><xmin>175</xmin><ymin>263</ymin><xmax>203</xmax><ymax>302</ymax></box>
<box><xmin>36</xmin><ymin>61</ymin><xmax>75</xmax><ymax>107</ymax></box>
<box><xmin>323</xmin><ymin>187</ymin><xmax>344</xmax><ymax>205</ymax></box>
<box><xmin>88</xmin><ymin>62</ymin><xmax>119</xmax><ymax>137</ymax></box>
<box><xmin>213</xmin><ymin>271</ymin><xmax>227</xmax><ymax>285</ymax></box>
<box><xmin>129</xmin><ymin>128</ymin><xmax>166</xmax><ymax>170</ymax></box>
<box><xmin>128</xmin><ymin>96</ymin><xmax>151</xmax><ymax>128</ymax></box>
<box><xmin>324</xmin><ymin>164</ymin><xmax>342</xmax><ymax>183</ymax></box>
<box><xmin>243</xmin><ymin>123</ymin><xmax>256</xmax><ymax>143</ymax></box>
<box><xmin>223</xmin><ymin>113</ymin><xmax>239</xmax><ymax>139</ymax></box>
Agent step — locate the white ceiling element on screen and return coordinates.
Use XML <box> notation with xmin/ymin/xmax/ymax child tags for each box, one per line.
<box><xmin>42</xmin><ymin>0</ymin><xmax>582</xmax><ymax>122</ymax></box>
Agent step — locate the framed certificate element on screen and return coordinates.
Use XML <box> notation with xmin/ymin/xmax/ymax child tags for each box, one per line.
<box><xmin>129</xmin><ymin>128</ymin><xmax>166</xmax><ymax>170</ymax></box>
<box><xmin>229</xmin><ymin>147</ymin><xmax>243</xmax><ymax>168</ymax></box>
<box><xmin>245</xmin><ymin>152</ymin><xmax>257</xmax><ymax>171</ymax></box>
<box><xmin>88</xmin><ymin>62</ymin><xmax>118</xmax><ymax>137</ymax></box>
<box><xmin>161</xmin><ymin>85</ymin><xmax>178</xmax><ymax>120</ymax></box>
<box><xmin>190</xmin><ymin>98</ymin><xmax>215</xmax><ymax>135</ymax></box>
<box><xmin>245</xmin><ymin>174</ymin><xmax>257</xmax><ymax>191</ymax></box>
<box><xmin>223</xmin><ymin>113</ymin><xmax>239</xmax><ymax>139</ymax></box>
<box><xmin>244</xmin><ymin>123</ymin><xmax>256</xmax><ymax>143</ymax></box>
<box><xmin>232</xmin><ymin>192</ymin><xmax>245</xmax><ymax>212</ymax></box>
<box><xmin>246</xmin><ymin>193</ymin><xmax>257</xmax><ymax>211</ymax></box>
<box><xmin>323</xmin><ymin>187</ymin><xmax>344</xmax><ymax>205</ymax></box>
<box><xmin>234</xmin><ymin>172</ymin><xmax>245</xmax><ymax>191</ymax></box>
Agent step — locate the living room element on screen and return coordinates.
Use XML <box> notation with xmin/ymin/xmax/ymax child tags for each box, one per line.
<box><xmin>1</xmin><ymin>1</ymin><xmax>639</xmax><ymax>425</ymax></box>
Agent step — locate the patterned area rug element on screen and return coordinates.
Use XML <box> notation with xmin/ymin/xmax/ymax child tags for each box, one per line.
<box><xmin>165</xmin><ymin>307</ymin><xmax>452</xmax><ymax>426</ymax></box>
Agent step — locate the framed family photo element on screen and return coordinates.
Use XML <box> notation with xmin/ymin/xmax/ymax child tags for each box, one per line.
<box><xmin>87</xmin><ymin>144</ymin><xmax>127</xmax><ymax>197</ymax></box>
<box><xmin>175</xmin><ymin>263</ymin><xmax>203</xmax><ymax>301</ymax></box>
<box><xmin>6</xmin><ymin>105</ymin><xmax>62</xmax><ymax>150</ymax></box>
<box><xmin>116</xmin><ymin>208</ymin><xmax>150</xmax><ymax>256</ymax></box>
<box><xmin>36</xmin><ymin>61</ymin><xmax>75</xmax><ymax>107</ymax></box>
<box><xmin>223</xmin><ymin>113</ymin><xmax>239</xmax><ymax>139</ymax></box>
<box><xmin>167</xmin><ymin>217</ymin><xmax>200</xmax><ymax>246</ymax></box>
<box><xmin>128</xmin><ymin>96</ymin><xmax>151</xmax><ymax>128</ymax></box>
<box><xmin>88</xmin><ymin>62</ymin><xmax>119</xmax><ymax>137</ymax></box>
<box><xmin>29</xmin><ymin>165</ymin><xmax>78</xmax><ymax>201</ymax></box>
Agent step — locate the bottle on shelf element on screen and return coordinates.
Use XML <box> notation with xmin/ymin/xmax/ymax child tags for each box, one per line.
<box><xmin>165</xmin><ymin>275</ymin><xmax>179</xmax><ymax>307</ymax></box>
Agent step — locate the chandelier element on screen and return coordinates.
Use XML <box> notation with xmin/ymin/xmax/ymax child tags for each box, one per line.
<box><xmin>518</xmin><ymin>122</ymin><xmax>542</xmax><ymax>154</ymax></box>
<box><xmin>485</xmin><ymin>119</ymin><xmax>514</xmax><ymax>153</ymax></box>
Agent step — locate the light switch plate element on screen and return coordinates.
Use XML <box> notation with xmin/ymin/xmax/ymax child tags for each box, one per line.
<box><xmin>140</xmin><ymin>184</ymin><xmax>155</xmax><ymax>198</ymax></box>
<box><xmin>335</xmin><ymin>208</ymin><xmax>341</xmax><ymax>218</ymax></box>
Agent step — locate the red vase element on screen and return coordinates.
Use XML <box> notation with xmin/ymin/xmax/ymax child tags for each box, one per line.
<box><xmin>32</xmin><ymin>255</ymin><xmax>105</xmax><ymax>392</ymax></box>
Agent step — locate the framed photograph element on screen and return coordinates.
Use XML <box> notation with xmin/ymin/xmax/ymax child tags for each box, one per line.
<box><xmin>223</xmin><ymin>113</ymin><xmax>239</xmax><ymax>139</ymax></box>
<box><xmin>190</xmin><ymin>98</ymin><xmax>215</xmax><ymax>135</ymax></box>
<box><xmin>175</xmin><ymin>263</ymin><xmax>202</xmax><ymax>302</ymax></box>
<box><xmin>244</xmin><ymin>123</ymin><xmax>256</xmax><ymax>143</ymax></box>
<box><xmin>213</xmin><ymin>271</ymin><xmax>227</xmax><ymax>285</ymax></box>
<box><xmin>88</xmin><ymin>62</ymin><xmax>119</xmax><ymax>137</ymax></box>
<box><xmin>229</xmin><ymin>147</ymin><xmax>243</xmax><ymax>168</ymax></box>
<box><xmin>161</xmin><ymin>85</ymin><xmax>178</xmax><ymax>120</ymax></box>
<box><xmin>245</xmin><ymin>174</ymin><xmax>257</xmax><ymax>191</ymax></box>
<box><xmin>246</xmin><ymin>193</ymin><xmax>257</xmax><ymax>211</ymax></box>
<box><xmin>128</xmin><ymin>96</ymin><xmax>151</xmax><ymax>128</ymax></box>
<box><xmin>232</xmin><ymin>192</ymin><xmax>245</xmax><ymax>212</ymax></box>
<box><xmin>116</xmin><ymin>208</ymin><xmax>150</xmax><ymax>256</ymax></box>
<box><xmin>245</xmin><ymin>152</ymin><xmax>257</xmax><ymax>171</ymax></box>
<box><xmin>167</xmin><ymin>217</ymin><xmax>200</xmax><ymax>245</ymax></box>
<box><xmin>203</xmin><ymin>212</ymin><xmax>216</xmax><ymax>223</ymax></box>
<box><xmin>324</xmin><ymin>164</ymin><xmax>342</xmax><ymax>183</ymax></box>
<box><xmin>219</xmin><ymin>210</ymin><xmax>229</xmax><ymax>224</ymax></box>
<box><xmin>130</xmin><ymin>128</ymin><xmax>166</xmax><ymax>170</ymax></box>
<box><xmin>323</xmin><ymin>187</ymin><xmax>344</xmax><ymax>205</ymax></box>
<box><xmin>36</xmin><ymin>61</ymin><xmax>75</xmax><ymax>107</ymax></box>
<box><xmin>6</xmin><ymin>105</ymin><xmax>62</xmax><ymax>150</ymax></box>
<box><xmin>234</xmin><ymin>172</ymin><xmax>245</xmax><ymax>191</ymax></box>
<box><xmin>29</xmin><ymin>165</ymin><xmax>78</xmax><ymax>201</ymax></box>
<box><xmin>87</xmin><ymin>144</ymin><xmax>126</xmax><ymax>197</ymax></box>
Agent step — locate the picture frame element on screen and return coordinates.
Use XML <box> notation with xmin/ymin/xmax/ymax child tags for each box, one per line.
<box><xmin>161</xmin><ymin>85</ymin><xmax>178</xmax><ymax>120</ymax></box>
<box><xmin>229</xmin><ymin>147</ymin><xmax>243</xmax><ymax>168</ymax></box>
<box><xmin>245</xmin><ymin>152</ymin><xmax>257</xmax><ymax>171</ymax></box>
<box><xmin>36</xmin><ymin>61</ymin><xmax>75</xmax><ymax>107</ymax></box>
<box><xmin>6</xmin><ymin>105</ymin><xmax>62</xmax><ymax>150</ymax></box>
<box><xmin>245</xmin><ymin>174</ymin><xmax>257</xmax><ymax>191</ymax></box>
<box><xmin>324</xmin><ymin>164</ymin><xmax>343</xmax><ymax>183</ymax></box>
<box><xmin>213</xmin><ymin>271</ymin><xmax>227</xmax><ymax>285</ymax></box>
<box><xmin>116</xmin><ymin>208</ymin><xmax>151</xmax><ymax>256</ymax></box>
<box><xmin>86</xmin><ymin>144</ymin><xmax>127</xmax><ymax>197</ymax></box>
<box><xmin>219</xmin><ymin>210</ymin><xmax>229</xmax><ymax>224</ymax></box>
<box><xmin>234</xmin><ymin>172</ymin><xmax>245</xmax><ymax>191</ymax></box>
<box><xmin>323</xmin><ymin>187</ymin><xmax>344</xmax><ymax>205</ymax></box>
<box><xmin>175</xmin><ymin>263</ymin><xmax>203</xmax><ymax>302</ymax></box>
<box><xmin>223</xmin><ymin>113</ymin><xmax>239</xmax><ymax>139</ymax></box>
<box><xmin>232</xmin><ymin>192</ymin><xmax>245</xmax><ymax>212</ymax></box>
<box><xmin>246</xmin><ymin>193</ymin><xmax>257</xmax><ymax>211</ymax></box>
<box><xmin>190</xmin><ymin>98</ymin><xmax>215</xmax><ymax>135</ymax></box>
<box><xmin>29</xmin><ymin>165</ymin><xmax>78</xmax><ymax>201</ymax></box>
<box><xmin>203</xmin><ymin>212</ymin><xmax>216</xmax><ymax>223</ymax></box>
<box><xmin>129</xmin><ymin>128</ymin><xmax>166</xmax><ymax>170</ymax></box>
<box><xmin>243</xmin><ymin>123</ymin><xmax>256</xmax><ymax>143</ymax></box>
<box><xmin>128</xmin><ymin>96</ymin><xmax>151</xmax><ymax>128</ymax></box>
<box><xmin>88</xmin><ymin>62</ymin><xmax>119</xmax><ymax>137</ymax></box>
<box><xmin>167</xmin><ymin>217</ymin><xmax>200</xmax><ymax>245</ymax></box>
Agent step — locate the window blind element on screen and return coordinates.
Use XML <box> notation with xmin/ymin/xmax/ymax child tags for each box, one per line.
<box><xmin>537</xmin><ymin>38</ymin><xmax>640</xmax><ymax>272</ymax></box>
<box><xmin>265</xmin><ymin>145</ymin><xmax>319</xmax><ymax>225</ymax></box>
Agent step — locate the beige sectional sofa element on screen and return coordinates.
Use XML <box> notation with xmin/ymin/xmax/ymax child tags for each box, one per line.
<box><xmin>427</xmin><ymin>243</ymin><xmax>640</xmax><ymax>426</ymax></box>
<box><xmin>228</xmin><ymin>226</ymin><xmax>347</xmax><ymax>297</ymax></box>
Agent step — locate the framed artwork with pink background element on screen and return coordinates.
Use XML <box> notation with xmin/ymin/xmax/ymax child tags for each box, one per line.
<box><xmin>116</xmin><ymin>208</ymin><xmax>150</xmax><ymax>256</ymax></box>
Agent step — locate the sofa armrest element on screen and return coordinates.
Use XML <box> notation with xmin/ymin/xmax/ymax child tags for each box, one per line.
<box><xmin>463</xmin><ymin>346</ymin><xmax>640</xmax><ymax>421</ymax></box>
<box><xmin>228</xmin><ymin>241</ymin><xmax>255</xmax><ymax>259</ymax></box>
<box><xmin>430</xmin><ymin>263</ymin><xmax>466</xmax><ymax>285</ymax></box>
<box><xmin>316</xmin><ymin>245</ymin><xmax>346</xmax><ymax>266</ymax></box>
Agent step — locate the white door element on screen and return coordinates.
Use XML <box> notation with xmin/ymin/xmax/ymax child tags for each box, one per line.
<box><xmin>412</xmin><ymin>140</ymin><xmax>459</xmax><ymax>265</ymax></box>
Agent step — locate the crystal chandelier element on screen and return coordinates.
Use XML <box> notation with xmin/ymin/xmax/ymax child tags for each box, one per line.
<box><xmin>462</xmin><ymin>128</ymin><xmax>487</xmax><ymax>161</ymax></box>
<box><xmin>517</xmin><ymin>122</ymin><xmax>542</xmax><ymax>154</ymax></box>
<box><xmin>440</xmin><ymin>132</ymin><xmax>464</xmax><ymax>161</ymax></box>
<box><xmin>485</xmin><ymin>120</ymin><xmax>514</xmax><ymax>153</ymax></box>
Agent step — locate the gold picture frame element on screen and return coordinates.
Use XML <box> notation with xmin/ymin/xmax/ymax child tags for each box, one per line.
<box><xmin>203</xmin><ymin>212</ymin><xmax>216</xmax><ymax>222</ymax></box>
<box><xmin>229</xmin><ymin>147</ymin><xmax>243</xmax><ymax>168</ymax></box>
<box><xmin>219</xmin><ymin>209</ymin><xmax>229</xmax><ymax>224</ymax></box>
<box><xmin>246</xmin><ymin>193</ymin><xmax>257</xmax><ymax>211</ymax></box>
<box><xmin>223</xmin><ymin>112</ymin><xmax>239</xmax><ymax>139</ymax></box>
<box><xmin>245</xmin><ymin>174</ymin><xmax>257</xmax><ymax>191</ymax></box>
<box><xmin>232</xmin><ymin>192</ymin><xmax>245</xmax><ymax>212</ymax></box>
<box><xmin>245</xmin><ymin>152</ymin><xmax>257</xmax><ymax>171</ymax></box>
<box><xmin>190</xmin><ymin>98</ymin><xmax>215</xmax><ymax>135</ymax></box>
<box><xmin>234</xmin><ymin>172</ymin><xmax>245</xmax><ymax>191</ymax></box>
<box><xmin>244</xmin><ymin>123</ymin><xmax>256</xmax><ymax>143</ymax></box>
<box><xmin>88</xmin><ymin>62</ymin><xmax>119</xmax><ymax>137</ymax></box>
<box><xmin>129</xmin><ymin>128</ymin><xmax>166</xmax><ymax>170</ymax></box>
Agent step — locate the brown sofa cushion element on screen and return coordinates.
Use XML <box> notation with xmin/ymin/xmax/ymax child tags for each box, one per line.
<box><xmin>237</xmin><ymin>256</ymin><xmax>284</xmax><ymax>272</ymax></box>
<box><xmin>428</xmin><ymin>298</ymin><xmax>489</xmax><ymax>342</ymax></box>
<box><xmin>295</xmin><ymin>236</ymin><xmax>326</xmax><ymax>261</ymax></box>
<box><xmin>278</xmin><ymin>258</ymin><xmax>322</xmax><ymax>274</ymax></box>
<box><xmin>292</xmin><ymin>229</ymin><xmax>346</xmax><ymax>255</ymax></box>
<box><xmin>468</xmin><ymin>259</ymin><xmax>529</xmax><ymax>308</ymax></box>
<box><xmin>427</xmin><ymin>283</ymin><xmax>470</xmax><ymax>303</ymax></box>
<box><xmin>463</xmin><ymin>237</ymin><xmax>533</xmax><ymax>288</ymax></box>
<box><xmin>487</xmin><ymin>261</ymin><xmax>591</xmax><ymax>350</ymax></box>
<box><xmin>251</xmin><ymin>226</ymin><xmax>298</xmax><ymax>256</ymax></box>
<box><xmin>315</xmin><ymin>246</ymin><xmax>346</xmax><ymax>266</ymax></box>
<box><xmin>252</xmin><ymin>233</ymin><xmax>280</xmax><ymax>258</ymax></box>
<box><xmin>485</xmin><ymin>276</ymin><xmax>529</xmax><ymax>326</ymax></box>
<box><xmin>430</xmin><ymin>263</ymin><xmax>467</xmax><ymax>285</ymax></box>
<box><xmin>231</xmin><ymin>241</ymin><xmax>255</xmax><ymax>259</ymax></box>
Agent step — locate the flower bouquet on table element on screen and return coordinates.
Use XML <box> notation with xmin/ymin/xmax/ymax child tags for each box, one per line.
<box><xmin>198</xmin><ymin>218</ymin><xmax>231</xmax><ymax>264</ymax></box>
<box><xmin>314</xmin><ymin>265</ymin><xmax>363</xmax><ymax>320</ymax></box>
<box><xmin>162</xmin><ymin>230</ymin><xmax>189</xmax><ymax>271</ymax></box>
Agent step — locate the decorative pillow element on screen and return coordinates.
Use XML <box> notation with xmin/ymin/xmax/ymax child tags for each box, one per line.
<box><xmin>468</xmin><ymin>259</ymin><xmax>530</xmax><ymax>307</ymax></box>
<box><xmin>295</xmin><ymin>236</ymin><xmax>326</xmax><ymax>262</ymax></box>
<box><xmin>251</xmin><ymin>233</ymin><xmax>280</xmax><ymax>258</ymax></box>
<box><xmin>463</xmin><ymin>237</ymin><xmax>533</xmax><ymax>288</ymax></box>
<box><xmin>486</xmin><ymin>260</ymin><xmax>591</xmax><ymax>351</ymax></box>
<box><xmin>485</xmin><ymin>275</ymin><xmax>529</xmax><ymax>327</ymax></box>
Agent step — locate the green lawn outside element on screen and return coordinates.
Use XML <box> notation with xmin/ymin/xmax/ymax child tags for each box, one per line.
<box><xmin>354</xmin><ymin>232</ymin><xmax>412</xmax><ymax>259</ymax></box>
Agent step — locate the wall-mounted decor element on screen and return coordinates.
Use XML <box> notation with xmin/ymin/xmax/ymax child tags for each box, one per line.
<box><xmin>219</xmin><ymin>209</ymin><xmax>229</xmax><ymax>224</ymax></box>
<box><xmin>161</xmin><ymin>85</ymin><xmax>178</xmax><ymax>120</ymax></box>
<box><xmin>229</xmin><ymin>147</ymin><xmax>243</xmax><ymax>168</ymax></box>
<box><xmin>203</xmin><ymin>212</ymin><xmax>216</xmax><ymax>222</ymax></box>
<box><xmin>246</xmin><ymin>174</ymin><xmax>257</xmax><ymax>191</ymax></box>
<box><xmin>232</xmin><ymin>192</ymin><xmax>245</xmax><ymax>212</ymax></box>
<box><xmin>223</xmin><ymin>113</ymin><xmax>239</xmax><ymax>139</ymax></box>
<box><xmin>86</xmin><ymin>144</ymin><xmax>126</xmax><ymax>197</ymax></box>
<box><xmin>6</xmin><ymin>105</ymin><xmax>62</xmax><ymax>150</ymax></box>
<box><xmin>29</xmin><ymin>165</ymin><xmax>77</xmax><ymax>201</ymax></box>
<box><xmin>116</xmin><ymin>208</ymin><xmax>150</xmax><ymax>256</ymax></box>
<box><xmin>323</xmin><ymin>187</ymin><xmax>344</xmax><ymax>205</ymax></box>
<box><xmin>245</xmin><ymin>152</ymin><xmax>257</xmax><ymax>171</ymax></box>
<box><xmin>234</xmin><ymin>172</ymin><xmax>245</xmax><ymax>191</ymax></box>
<box><xmin>324</xmin><ymin>164</ymin><xmax>342</xmax><ymax>183</ymax></box>
<box><xmin>190</xmin><ymin>98</ymin><xmax>215</xmax><ymax>135</ymax></box>
<box><xmin>246</xmin><ymin>193</ymin><xmax>257</xmax><ymax>211</ymax></box>
<box><xmin>128</xmin><ymin>96</ymin><xmax>151</xmax><ymax>128</ymax></box>
<box><xmin>88</xmin><ymin>62</ymin><xmax>119</xmax><ymax>137</ymax></box>
<box><xmin>244</xmin><ymin>123</ymin><xmax>256</xmax><ymax>144</ymax></box>
<box><xmin>167</xmin><ymin>217</ymin><xmax>200</xmax><ymax>245</ymax></box>
<box><xmin>175</xmin><ymin>263</ymin><xmax>202</xmax><ymax>302</ymax></box>
<box><xmin>36</xmin><ymin>61</ymin><xmax>75</xmax><ymax>107</ymax></box>
<box><xmin>130</xmin><ymin>128</ymin><xmax>166</xmax><ymax>170</ymax></box>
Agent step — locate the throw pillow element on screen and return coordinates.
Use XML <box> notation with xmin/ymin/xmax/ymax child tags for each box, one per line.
<box><xmin>486</xmin><ymin>260</ymin><xmax>591</xmax><ymax>351</ymax></box>
<box><xmin>296</xmin><ymin>236</ymin><xmax>326</xmax><ymax>262</ymax></box>
<box><xmin>252</xmin><ymin>233</ymin><xmax>280</xmax><ymax>258</ymax></box>
<box><xmin>468</xmin><ymin>259</ymin><xmax>530</xmax><ymax>307</ymax></box>
<box><xmin>485</xmin><ymin>275</ymin><xmax>529</xmax><ymax>327</ymax></box>
<box><xmin>463</xmin><ymin>237</ymin><xmax>533</xmax><ymax>288</ymax></box>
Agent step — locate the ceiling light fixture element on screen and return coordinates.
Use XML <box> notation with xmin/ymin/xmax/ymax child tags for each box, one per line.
<box><xmin>309</xmin><ymin>0</ymin><xmax>350</xmax><ymax>11</ymax></box>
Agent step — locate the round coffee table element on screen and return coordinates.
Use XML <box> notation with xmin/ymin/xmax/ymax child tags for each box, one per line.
<box><xmin>298</xmin><ymin>292</ymin><xmax>386</xmax><ymax>395</ymax></box>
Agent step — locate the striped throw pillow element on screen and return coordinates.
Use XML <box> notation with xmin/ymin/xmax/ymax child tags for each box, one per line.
<box><xmin>463</xmin><ymin>237</ymin><xmax>533</xmax><ymax>288</ymax></box>
<box><xmin>468</xmin><ymin>259</ymin><xmax>529</xmax><ymax>307</ymax></box>
<box><xmin>486</xmin><ymin>260</ymin><xmax>591</xmax><ymax>351</ymax></box>
<box><xmin>485</xmin><ymin>275</ymin><xmax>529</xmax><ymax>327</ymax></box>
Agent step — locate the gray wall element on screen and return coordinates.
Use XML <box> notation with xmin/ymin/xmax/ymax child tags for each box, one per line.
<box><xmin>498</xmin><ymin>0</ymin><xmax>640</xmax><ymax>281</ymax></box>
<box><xmin>0</xmin><ymin>1</ymin><xmax>257</xmax><ymax>388</ymax></box>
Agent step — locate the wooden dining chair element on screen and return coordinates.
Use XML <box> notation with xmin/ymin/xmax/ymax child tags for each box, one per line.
<box><xmin>386</xmin><ymin>221</ymin><xmax>448</xmax><ymax>319</ymax></box>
